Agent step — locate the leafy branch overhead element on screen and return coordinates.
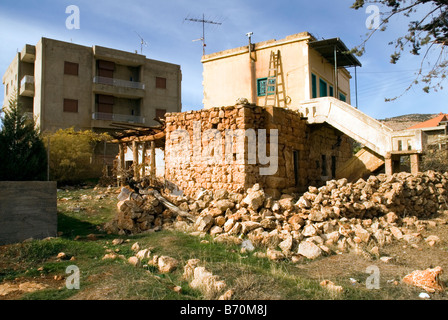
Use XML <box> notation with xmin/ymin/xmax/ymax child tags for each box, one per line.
<box><xmin>351</xmin><ymin>0</ymin><xmax>448</xmax><ymax>100</ymax></box>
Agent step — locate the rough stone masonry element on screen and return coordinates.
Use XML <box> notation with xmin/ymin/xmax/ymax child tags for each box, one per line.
<box><xmin>163</xmin><ymin>104</ymin><xmax>353</xmax><ymax>199</ymax></box>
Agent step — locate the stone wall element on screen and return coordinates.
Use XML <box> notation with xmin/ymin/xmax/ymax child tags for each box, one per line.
<box><xmin>164</xmin><ymin>105</ymin><xmax>352</xmax><ymax>198</ymax></box>
<box><xmin>0</xmin><ymin>181</ymin><xmax>57</xmax><ymax>245</ymax></box>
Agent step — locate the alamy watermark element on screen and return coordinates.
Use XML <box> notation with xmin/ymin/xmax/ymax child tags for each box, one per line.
<box><xmin>365</xmin><ymin>5</ymin><xmax>380</xmax><ymax>30</ymax></box>
<box><xmin>366</xmin><ymin>265</ymin><xmax>380</xmax><ymax>289</ymax></box>
<box><xmin>66</xmin><ymin>5</ymin><xmax>80</xmax><ymax>30</ymax></box>
<box><xmin>169</xmin><ymin>121</ymin><xmax>278</xmax><ymax>176</ymax></box>
<box><xmin>65</xmin><ymin>265</ymin><xmax>80</xmax><ymax>290</ymax></box>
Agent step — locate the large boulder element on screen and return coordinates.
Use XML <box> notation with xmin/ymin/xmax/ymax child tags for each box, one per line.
<box><xmin>297</xmin><ymin>241</ymin><xmax>323</xmax><ymax>260</ymax></box>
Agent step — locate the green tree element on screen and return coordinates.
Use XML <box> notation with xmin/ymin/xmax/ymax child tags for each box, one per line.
<box><xmin>0</xmin><ymin>96</ymin><xmax>47</xmax><ymax>181</ymax></box>
<box><xmin>351</xmin><ymin>0</ymin><xmax>448</xmax><ymax>100</ymax></box>
<box><xmin>45</xmin><ymin>128</ymin><xmax>111</xmax><ymax>184</ymax></box>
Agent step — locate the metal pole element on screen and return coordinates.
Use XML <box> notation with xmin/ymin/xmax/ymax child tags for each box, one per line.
<box><xmin>334</xmin><ymin>45</ymin><xmax>338</xmax><ymax>99</ymax></box>
<box><xmin>202</xmin><ymin>14</ymin><xmax>205</xmax><ymax>56</ymax></box>
<box><xmin>355</xmin><ymin>65</ymin><xmax>358</xmax><ymax>108</ymax></box>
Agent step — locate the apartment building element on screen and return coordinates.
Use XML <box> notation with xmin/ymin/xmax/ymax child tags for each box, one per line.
<box><xmin>201</xmin><ymin>32</ymin><xmax>360</xmax><ymax>109</ymax></box>
<box><xmin>2</xmin><ymin>38</ymin><xmax>182</xmax><ymax>134</ymax></box>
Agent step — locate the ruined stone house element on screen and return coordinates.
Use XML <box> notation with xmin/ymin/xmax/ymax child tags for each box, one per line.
<box><xmin>114</xmin><ymin>32</ymin><xmax>426</xmax><ymax>198</ymax></box>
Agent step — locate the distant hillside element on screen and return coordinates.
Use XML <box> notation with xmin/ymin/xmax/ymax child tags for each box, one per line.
<box><xmin>378</xmin><ymin>113</ymin><xmax>437</xmax><ymax>131</ymax></box>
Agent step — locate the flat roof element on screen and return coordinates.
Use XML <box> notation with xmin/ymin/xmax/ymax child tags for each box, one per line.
<box><xmin>309</xmin><ymin>38</ymin><xmax>362</xmax><ymax>68</ymax></box>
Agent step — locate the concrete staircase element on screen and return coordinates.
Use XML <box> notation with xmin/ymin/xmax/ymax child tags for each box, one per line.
<box><xmin>295</xmin><ymin>97</ymin><xmax>424</xmax><ymax>179</ymax></box>
<box><xmin>335</xmin><ymin>147</ymin><xmax>384</xmax><ymax>181</ymax></box>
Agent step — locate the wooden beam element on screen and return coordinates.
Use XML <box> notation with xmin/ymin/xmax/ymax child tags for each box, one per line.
<box><xmin>141</xmin><ymin>142</ymin><xmax>147</xmax><ymax>178</ymax></box>
<box><xmin>133</xmin><ymin>140</ymin><xmax>140</xmax><ymax>180</ymax></box>
<box><xmin>110</xmin><ymin>131</ymin><xmax>166</xmax><ymax>144</ymax></box>
<box><xmin>150</xmin><ymin>140</ymin><xmax>156</xmax><ymax>185</ymax></box>
<box><xmin>118</xmin><ymin>143</ymin><xmax>126</xmax><ymax>186</ymax></box>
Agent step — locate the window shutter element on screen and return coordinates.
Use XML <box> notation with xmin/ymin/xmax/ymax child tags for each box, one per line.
<box><xmin>63</xmin><ymin>99</ymin><xmax>78</xmax><ymax>113</ymax></box>
<box><xmin>64</xmin><ymin>61</ymin><xmax>79</xmax><ymax>76</ymax></box>
<box><xmin>156</xmin><ymin>77</ymin><xmax>167</xmax><ymax>89</ymax></box>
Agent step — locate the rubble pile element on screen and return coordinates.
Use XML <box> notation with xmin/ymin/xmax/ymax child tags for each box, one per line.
<box><xmin>105</xmin><ymin>170</ymin><xmax>448</xmax><ymax>261</ymax></box>
<box><xmin>104</xmin><ymin>192</ymin><xmax>168</xmax><ymax>235</ymax></box>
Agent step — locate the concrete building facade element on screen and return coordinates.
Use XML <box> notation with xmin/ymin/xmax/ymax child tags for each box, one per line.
<box><xmin>2</xmin><ymin>38</ymin><xmax>182</xmax><ymax>134</ymax></box>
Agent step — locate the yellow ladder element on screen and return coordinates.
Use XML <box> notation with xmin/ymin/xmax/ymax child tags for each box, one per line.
<box><xmin>264</xmin><ymin>50</ymin><xmax>286</xmax><ymax>107</ymax></box>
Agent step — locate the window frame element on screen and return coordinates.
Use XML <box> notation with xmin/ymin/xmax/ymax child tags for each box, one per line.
<box><xmin>64</xmin><ymin>61</ymin><xmax>79</xmax><ymax>76</ymax></box>
<box><xmin>155</xmin><ymin>77</ymin><xmax>167</xmax><ymax>89</ymax></box>
<box><xmin>257</xmin><ymin>77</ymin><xmax>276</xmax><ymax>97</ymax></box>
<box><xmin>311</xmin><ymin>73</ymin><xmax>317</xmax><ymax>98</ymax></box>
<box><xmin>319</xmin><ymin>78</ymin><xmax>328</xmax><ymax>97</ymax></box>
<box><xmin>63</xmin><ymin>98</ymin><xmax>79</xmax><ymax>113</ymax></box>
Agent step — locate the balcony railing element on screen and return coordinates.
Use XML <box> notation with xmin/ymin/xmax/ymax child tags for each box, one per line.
<box><xmin>92</xmin><ymin>112</ymin><xmax>145</xmax><ymax>124</ymax></box>
<box><xmin>21</xmin><ymin>75</ymin><xmax>34</xmax><ymax>87</ymax></box>
<box><xmin>93</xmin><ymin>76</ymin><xmax>145</xmax><ymax>90</ymax></box>
<box><xmin>19</xmin><ymin>75</ymin><xmax>35</xmax><ymax>97</ymax></box>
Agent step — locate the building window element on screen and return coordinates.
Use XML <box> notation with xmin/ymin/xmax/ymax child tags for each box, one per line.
<box><xmin>257</xmin><ymin>78</ymin><xmax>275</xmax><ymax>96</ymax></box>
<box><xmin>293</xmin><ymin>150</ymin><xmax>300</xmax><ymax>187</ymax></box>
<box><xmin>97</xmin><ymin>60</ymin><xmax>115</xmax><ymax>78</ymax></box>
<box><xmin>398</xmin><ymin>140</ymin><xmax>403</xmax><ymax>151</ymax></box>
<box><xmin>311</xmin><ymin>74</ymin><xmax>317</xmax><ymax>98</ymax></box>
<box><xmin>156</xmin><ymin>77</ymin><xmax>167</xmax><ymax>89</ymax></box>
<box><xmin>96</xmin><ymin>94</ymin><xmax>114</xmax><ymax>118</ymax></box>
<box><xmin>156</xmin><ymin>108</ymin><xmax>166</xmax><ymax>119</ymax></box>
<box><xmin>64</xmin><ymin>61</ymin><xmax>79</xmax><ymax>76</ymax></box>
<box><xmin>331</xmin><ymin>156</ymin><xmax>336</xmax><ymax>178</ymax></box>
<box><xmin>63</xmin><ymin>99</ymin><xmax>78</xmax><ymax>113</ymax></box>
<box><xmin>321</xmin><ymin>154</ymin><xmax>327</xmax><ymax>176</ymax></box>
<box><xmin>319</xmin><ymin>78</ymin><xmax>328</xmax><ymax>97</ymax></box>
<box><xmin>329</xmin><ymin>85</ymin><xmax>334</xmax><ymax>97</ymax></box>
<box><xmin>339</xmin><ymin>92</ymin><xmax>346</xmax><ymax>102</ymax></box>
<box><xmin>5</xmin><ymin>83</ymin><xmax>8</xmax><ymax>96</ymax></box>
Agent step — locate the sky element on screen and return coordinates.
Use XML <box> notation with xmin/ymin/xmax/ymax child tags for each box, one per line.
<box><xmin>0</xmin><ymin>0</ymin><xmax>447</xmax><ymax>120</ymax></box>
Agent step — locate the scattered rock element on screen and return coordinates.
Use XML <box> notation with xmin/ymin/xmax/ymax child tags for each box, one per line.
<box><xmin>425</xmin><ymin>235</ymin><xmax>440</xmax><ymax>247</ymax></box>
<box><xmin>320</xmin><ymin>280</ymin><xmax>343</xmax><ymax>294</ymax></box>
<box><xmin>218</xmin><ymin>289</ymin><xmax>234</xmax><ymax>300</ymax></box>
<box><xmin>158</xmin><ymin>256</ymin><xmax>179</xmax><ymax>273</ymax></box>
<box><xmin>112</xmin><ymin>239</ymin><xmax>124</xmax><ymax>245</ymax></box>
<box><xmin>402</xmin><ymin>266</ymin><xmax>444</xmax><ymax>293</ymax></box>
<box><xmin>297</xmin><ymin>241</ymin><xmax>323</xmax><ymax>260</ymax></box>
<box><xmin>128</xmin><ymin>256</ymin><xmax>140</xmax><ymax>267</ymax></box>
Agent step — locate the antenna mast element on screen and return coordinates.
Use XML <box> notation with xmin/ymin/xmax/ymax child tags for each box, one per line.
<box><xmin>185</xmin><ymin>14</ymin><xmax>222</xmax><ymax>55</ymax></box>
<box><xmin>135</xmin><ymin>31</ymin><xmax>148</xmax><ymax>55</ymax></box>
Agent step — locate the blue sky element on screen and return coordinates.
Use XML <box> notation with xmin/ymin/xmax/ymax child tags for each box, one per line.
<box><xmin>1</xmin><ymin>0</ymin><xmax>446</xmax><ymax>119</ymax></box>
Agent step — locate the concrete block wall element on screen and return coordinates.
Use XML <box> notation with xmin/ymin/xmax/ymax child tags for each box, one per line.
<box><xmin>0</xmin><ymin>181</ymin><xmax>57</xmax><ymax>245</ymax></box>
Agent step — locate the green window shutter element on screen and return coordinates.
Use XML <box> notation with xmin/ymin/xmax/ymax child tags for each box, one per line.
<box><xmin>329</xmin><ymin>86</ymin><xmax>334</xmax><ymax>97</ymax></box>
<box><xmin>257</xmin><ymin>78</ymin><xmax>267</xmax><ymax>96</ymax></box>
<box><xmin>319</xmin><ymin>79</ymin><xmax>328</xmax><ymax>97</ymax></box>
<box><xmin>267</xmin><ymin>78</ymin><xmax>276</xmax><ymax>95</ymax></box>
<box><xmin>311</xmin><ymin>74</ymin><xmax>317</xmax><ymax>98</ymax></box>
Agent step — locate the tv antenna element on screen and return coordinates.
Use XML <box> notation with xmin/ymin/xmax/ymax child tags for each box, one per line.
<box><xmin>135</xmin><ymin>31</ymin><xmax>148</xmax><ymax>54</ymax></box>
<box><xmin>185</xmin><ymin>14</ymin><xmax>222</xmax><ymax>55</ymax></box>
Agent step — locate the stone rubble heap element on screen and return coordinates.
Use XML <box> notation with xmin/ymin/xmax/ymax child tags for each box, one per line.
<box><xmin>105</xmin><ymin>170</ymin><xmax>448</xmax><ymax>261</ymax></box>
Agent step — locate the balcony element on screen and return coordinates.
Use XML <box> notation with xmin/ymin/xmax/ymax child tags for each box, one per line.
<box><xmin>19</xmin><ymin>75</ymin><xmax>34</xmax><ymax>97</ymax></box>
<box><xmin>20</xmin><ymin>44</ymin><xmax>36</xmax><ymax>63</ymax></box>
<box><xmin>93</xmin><ymin>76</ymin><xmax>145</xmax><ymax>99</ymax></box>
<box><xmin>92</xmin><ymin>112</ymin><xmax>145</xmax><ymax>124</ymax></box>
<box><xmin>93</xmin><ymin>76</ymin><xmax>145</xmax><ymax>90</ymax></box>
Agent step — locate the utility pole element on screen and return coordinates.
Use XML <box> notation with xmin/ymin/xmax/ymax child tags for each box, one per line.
<box><xmin>185</xmin><ymin>14</ymin><xmax>222</xmax><ymax>55</ymax></box>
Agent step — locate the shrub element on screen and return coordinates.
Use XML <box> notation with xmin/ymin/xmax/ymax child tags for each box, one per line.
<box><xmin>45</xmin><ymin>128</ymin><xmax>111</xmax><ymax>184</ymax></box>
<box><xmin>0</xmin><ymin>96</ymin><xmax>47</xmax><ymax>181</ymax></box>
